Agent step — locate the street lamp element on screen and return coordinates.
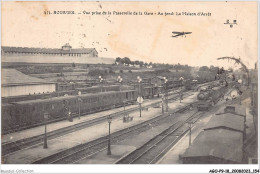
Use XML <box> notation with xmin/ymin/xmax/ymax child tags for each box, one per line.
<box><xmin>238</xmin><ymin>79</ymin><xmax>242</xmax><ymax>105</ymax></box>
<box><xmin>107</xmin><ymin>115</ymin><xmax>112</xmax><ymax>155</ymax></box>
<box><xmin>161</xmin><ymin>94</ymin><xmax>164</xmax><ymax>114</ymax></box>
<box><xmin>99</xmin><ymin>76</ymin><xmax>104</xmax><ymax>92</ymax></box>
<box><xmin>43</xmin><ymin>112</ymin><xmax>49</xmax><ymax>149</ymax></box>
<box><xmin>163</xmin><ymin>77</ymin><xmax>168</xmax><ymax>112</ymax></box>
<box><xmin>180</xmin><ymin>91</ymin><xmax>183</xmax><ymax>103</ymax></box>
<box><xmin>188</xmin><ymin>121</ymin><xmax>193</xmax><ymax>147</ymax></box>
<box><xmin>78</xmin><ymin>91</ymin><xmax>82</xmax><ymax>119</ymax></box>
<box><xmin>137</xmin><ymin>76</ymin><xmax>143</xmax><ymax>117</ymax></box>
<box><xmin>123</xmin><ymin>99</ymin><xmax>127</xmax><ymax>117</ymax></box>
<box><xmin>117</xmin><ymin>76</ymin><xmax>123</xmax><ymax>91</ymax></box>
<box><xmin>196</xmin><ymin>75</ymin><xmax>200</xmax><ymax>83</ymax></box>
<box><xmin>179</xmin><ymin>77</ymin><xmax>184</xmax><ymax>103</ymax></box>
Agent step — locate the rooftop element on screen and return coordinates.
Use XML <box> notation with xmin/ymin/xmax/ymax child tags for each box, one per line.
<box><xmin>204</xmin><ymin>113</ymin><xmax>245</xmax><ymax>132</ymax></box>
<box><xmin>216</xmin><ymin>104</ymin><xmax>246</xmax><ymax>116</ymax></box>
<box><xmin>182</xmin><ymin>129</ymin><xmax>243</xmax><ymax>163</ymax></box>
<box><xmin>2</xmin><ymin>69</ymin><xmax>55</xmax><ymax>86</ymax></box>
<box><xmin>2</xmin><ymin>44</ymin><xmax>97</xmax><ymax>54</ymax></box>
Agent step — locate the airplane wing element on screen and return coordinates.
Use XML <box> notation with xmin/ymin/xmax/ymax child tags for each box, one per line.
<box><xmin>184</xmin><ymin>32</ymin><xmax>192</xmax><ymax>34</ymax></box>
<box><xmin>171</xmin><ymin>34</ymin><xmax>182</xmax><ymax>37</ymax></box>
<box><xmin>172</xmin><ymin>32</ymin><xmax>181</xmax><ymax>34</ymax></box>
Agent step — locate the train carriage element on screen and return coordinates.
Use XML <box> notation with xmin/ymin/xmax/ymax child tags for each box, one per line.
<box><xmin>2</xmin><ymin>90</ymin><xmax>138</xmax><ymax>133</ymax></box>
<box><xmin>167</xmin><ymin>79</ymin><xmax>183</xmax><ymax>89</ymax></box>
<box><xmin>184</xmin><ymin>79</ymin><xmax>198</xmax><ymax>90</ymax></box>
<box><xmin>2</xmin><ymin>103</ymin><xmax>14</xmax><ymax>132</ymax></box>
<box><xmin>142</xmin><ymin>86</ymin><xmax>154</xmax><ymax>98</ymax></box>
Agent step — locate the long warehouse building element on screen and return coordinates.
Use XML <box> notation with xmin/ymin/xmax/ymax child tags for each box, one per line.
<box><xmin>2</xmin><ymin>69</ymin><xmax>56</xmax><ymax>97</ymax></box>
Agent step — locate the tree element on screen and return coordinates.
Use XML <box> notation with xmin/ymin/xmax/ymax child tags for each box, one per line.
<box><xmin>123</xmin><ymin>57</ymin><xmax>131</xmax><ymax>65</ymax></box>
<box><xmin>199</xmin><ymin>66</ymin><xmax>209</xmax><ymax>71</ymax></box>
<box><xmin>209</xmin><ymin>65</ymin><xmax>218</xmax><ymax>73</ymax></box>
<box><xmin>115</xmin><ymin>57</ymin><xmax>121</xmax><ymax>63</ymax></box>
<box><xmin>134</xmin><ymin>60</ymin><xmax>140</xmax><ymax>65</ymax></box>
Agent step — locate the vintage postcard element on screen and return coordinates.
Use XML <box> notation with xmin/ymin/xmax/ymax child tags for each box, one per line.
<box><xmin>1</xmin><ymin>1</ymin><xmax>258</xmax><ymax>174</ymax></box>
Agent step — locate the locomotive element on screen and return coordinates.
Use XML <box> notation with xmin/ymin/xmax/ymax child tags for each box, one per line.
<box><xmin>2</xmin><ymin>90</ymin><xmax>137</xmax><ymax>133</ymax></box>
<box><xmin>197</xmin><ymin>85</ymin><xmax>227</xmax><ymax>111</ymax></box>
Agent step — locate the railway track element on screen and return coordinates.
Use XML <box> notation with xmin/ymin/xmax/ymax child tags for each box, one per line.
<box><xmin>32</xmin><ymin>103</ymin><xmax>194</xmax><ymax>164</ymax></box>
<box><xmin>2</xmin><ymin>91</ymin><xmax>193</xmax><ymax>156</ymax></box>
<box><xmin>116</xmin><ymin>111</ymin><xmax>205</xmax><ymax>164</ymax></box>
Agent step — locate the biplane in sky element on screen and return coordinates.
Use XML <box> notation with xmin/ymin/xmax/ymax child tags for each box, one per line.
<box><xmin>171</xmin><ymin>31</ymin><xmax>192</xmax><ymax>38</ymax></box>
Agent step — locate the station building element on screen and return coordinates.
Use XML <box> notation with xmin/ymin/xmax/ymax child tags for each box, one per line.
<box><xmin>2</xmin><ymin>69</ymin><xmax>56</xmax><ymax>97</ymax></box>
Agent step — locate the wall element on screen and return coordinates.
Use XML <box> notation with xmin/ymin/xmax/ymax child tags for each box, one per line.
<box><xmin>2</xmin><ymin>83</ymin><xmax>56</xmax><ymax>97</ymax></box>
<box><xmin>2</xmin><ymin>54</ymin><xmax>115</xmax><ymax>64</ymax></box>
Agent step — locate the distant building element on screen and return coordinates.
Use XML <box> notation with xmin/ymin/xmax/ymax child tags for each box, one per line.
<box><xmin>2</xmin><ymin>69</ymin><xmax>56</xmax><ymax>97</ymax></box>
<box><xmin>1</xmin><ymin>43</ymin><xmax>98</xmax><ymax>57</ymax></box>
<box><xmin>1</xmin><ymin>43</ymin><xmax>115</xmax><ymax>64</ymax></box>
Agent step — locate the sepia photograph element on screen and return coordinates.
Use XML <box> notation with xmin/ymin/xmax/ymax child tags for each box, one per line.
<box><xmin>1</xmin><ymin>1</ymin><xmax>259</xmax><ymax>173</ymax></box>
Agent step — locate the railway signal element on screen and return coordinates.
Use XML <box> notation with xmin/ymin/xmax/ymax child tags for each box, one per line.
<box><xmin>107</xmin><ymin>115</ymin><xmax>112</xmax><ymax>155</ymax></box>
<box><xmin>180</xmin><ymin>91</ymin><xmax>183</xmax><ymax>103</ymax></box>
<box><xmin>43</xmin><ymin>112</ymin><xmax>49</xmax><ymax>149</ymax></box>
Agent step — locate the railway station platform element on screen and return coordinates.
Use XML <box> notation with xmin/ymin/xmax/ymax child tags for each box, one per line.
<box><xmin>3</xmin><ymin>91</ymin><xmax>198</xmax><ymax>164</ymax></box>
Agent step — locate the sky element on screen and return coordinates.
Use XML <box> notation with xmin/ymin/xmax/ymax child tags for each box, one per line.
<box><xmin>1</xmin><ymin>1</ymin><xmax>258</xmax><ymax>69</ymax></box>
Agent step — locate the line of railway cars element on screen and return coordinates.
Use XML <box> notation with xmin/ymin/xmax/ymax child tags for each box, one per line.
<box><xmin>136</xmin><ymin>79</ymin><xmax>184</xmax><ymax>99</ymax></box>
<box><xmin>2</xmin><ymin>85</ymin><xmax>127</xmax><ymax>104</ymax></box>
<box><xmin>2</xmin><ymin>77</ymin><xmax>215</xmax><ymax>104</ymax></box>
<box><xmin>1</xmin><ymin>80</ymin><xmax>188</xmax><ymax>133</ymax></box>
<box><xmin>2</xmin><ymin>90</ymin><xmax>138</xmax><ymax>133</ymax></box>
<box><xmin>2</xmin><ymin>77</ymin><xmax>218</xmax><ymax>133</ymax></box>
